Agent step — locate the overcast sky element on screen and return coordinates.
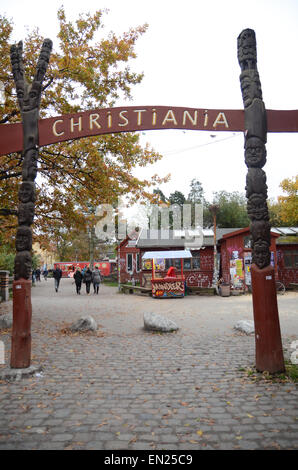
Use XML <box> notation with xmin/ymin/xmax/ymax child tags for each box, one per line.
<box><xmin>2</xmin><ymin>0</ymin><xmax>298</xmax><ymax>203</ymax></box>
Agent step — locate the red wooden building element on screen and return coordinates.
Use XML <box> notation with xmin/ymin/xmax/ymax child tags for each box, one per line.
<box><xmin>218</xmin><ymin>226</ymin><xmax>298</xmax><ymax>290</ymax></box>
<box><xmin>117</xmin><ymin>227</ymin><xmax>298</xmax><ymax>291</ymax></box>
<box><xmin>116</xmin><ymin>231</ymin><xmax>142</xmax><ymax>285</ymax></box>
<box><xmin>218</xmin><ymin>227</ymin><xmax>279</xmax><ymax>291</ymax></box>
<box><xmin>275</xmin><ymin>228</ymin><xmax>298</xmax><ymax>288</ymax></box>
<box><xmin>117</xmin><ymin>229</ymin><xmax>215</xmax><ymax>289</ymax></box>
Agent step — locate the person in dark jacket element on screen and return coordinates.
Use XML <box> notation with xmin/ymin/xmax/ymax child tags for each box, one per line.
<box><xmin>74</xmin><ymin>268</ymin><xmax>83</xmax><ymax>295</ymax></box>
<box><xmin>53</xmin><ymin>267</ymin><xmax>62</xmax><ymax>292</ymax></box>
<box><xmin>92</xmin><ymin>266</ymin><xmax>102</xmax><ymax>294</ymax></box>
<box><xmin>35</xmin><ymin>268</ymin><xmax>41</xmax><ymax>282</ymax></box>
<box><xmin>83</xmin><ymin>268</ymin><xmax>92</xmax><ymax>295</ymax></box>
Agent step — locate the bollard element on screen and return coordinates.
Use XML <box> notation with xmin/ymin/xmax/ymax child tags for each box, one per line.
<box><xmin>0</xmin><ymin>270</ymin><xmax>10</xmax><ymax>302</ymax></box>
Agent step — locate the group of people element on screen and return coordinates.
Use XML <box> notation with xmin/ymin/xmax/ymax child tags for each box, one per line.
<box><xmin>33</xmin><ymin>265</ymin><xmax>103</xmax><ymax>295</ymax></box>
<box><xmin>32</xmin><ymin>267</ymin><xmax>48</xmax><ymax>283</ymax></box>
<box><xmin>73</xmin><ymin>266</ymin><xmax>102</xmax><ymax>295</ymax></box>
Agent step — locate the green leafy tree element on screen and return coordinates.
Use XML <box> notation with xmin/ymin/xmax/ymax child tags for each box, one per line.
<box><xmin>209</xmin><ymin>191</ymin><xmax>250</xmax><ymax>228</ymax></box>
<box><xmin>169</xmin><ymin>191</ymin><xmax>186</xmax><ymax>206</ymax></box>
<box><xmin>0</xmin><ymin>245</ymin><xmax>15</xmax><ymax>274</ymax></box>
<box><xmin>187</xmin><ymin>179</ymin><xmax>204</xmax><ymax>204</ymax></box>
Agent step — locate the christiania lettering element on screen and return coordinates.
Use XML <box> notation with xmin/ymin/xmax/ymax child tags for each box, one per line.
<box><xmin>0</xmin><ymin>105</ymin><xmax>248</xmax><ymax>156</ymax></box>
<box><xmin>51</xmin><ymin>106</ymin><xmax>230</xmax><ymax>138</ymax></box>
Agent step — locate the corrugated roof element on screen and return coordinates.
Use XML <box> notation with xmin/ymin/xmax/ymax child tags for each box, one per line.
<box><xmin>134</xmin><ymin>227</ymin><xmax>297</xmax><ymax>248</ymax></box>
<box><xmin>137</xmin><ymin>229</ymin><xmax>207</xmax><ymax>248</ymax></box>
<box><xmin>272</xmin><ymin>227</ymin><xmax>297</xmax><ymax>235</ymax></box>
<box><xmin>142</xmin><ymin>250</ymin><xmax>192</xmax><ymax>259</ymax></box>
<box><xmin>216</xmin><ymin>228</ymin><xmax>242</xmax><ymax>241</ymax></box>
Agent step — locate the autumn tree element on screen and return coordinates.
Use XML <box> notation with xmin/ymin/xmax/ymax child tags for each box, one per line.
<box><xmin>267</xmin><ymin>198</ymin><xmax>283</xmax><ymax>226</ymax></box>
<box><xmin>153</xmin><ymin>188</ymin><xmax>168</xmax><ymax>204</ymax></box>
<box><xmin>277</xmin><ymin>175</ymin><xmax>298</xmax><ymax>226</ymax></box>
<box><xmin>0</xmin><ymin>8</ymin><xmax>168</xmax><ymax>252</ymax></box>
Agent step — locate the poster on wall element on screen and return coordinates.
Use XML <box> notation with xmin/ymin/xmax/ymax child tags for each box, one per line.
<box><xmin>244</xmin><ymin>254</ymin><xmax>252</xmax><ymax>286</ymax></box>
<box><xmin>154</xmin><ymin>259</ymin><xmax>165</xmax><ymax>271</ymax></box>
<box><xmin>230</xmin><ymin>258</ymin><xmax>244</xmax><ymax>287</ymax></box>
<box><xmin>143</xmin><ymin>259</ymin><xmax>152</xmax><ymax>270</ymax></box>
<box><xmin>235</xmin><ymin>259</ymin><xmax>244</xmax><ymax>278</ymax></box>
<box><xmin>143</xmin><ymin>258</ymin><xmax>166</xmax><ymax>271</ymax></box>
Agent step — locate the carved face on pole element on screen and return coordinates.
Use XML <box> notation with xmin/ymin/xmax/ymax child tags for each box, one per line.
<box><xmin>252</xmin><ymin>240</ymin><xmax>271</xmax><ymax>269</ymax></box>
<box><xmin>14</xmin><ymin>251</ymin><xmax>32</xmax><ymax>280</ymax></box>
<box><xmin>22</xmin><ymin>147</ymin><xmax>38</xmax><ymax>181</ymax></box>
<box><xmin>237</xmin><ymin>29</ymin><xmax>257</xmax><ymax>70</ymax></box>
<box><xmin>247</xmin><ymin>193</ymin><xmax>269</xmax><ymax>221</ymax></box>
<box><xmin>240</xmin><ymin>70</ymin><xmax>262</xmax><ymax>108</ymax></box>
<box><xmin>18</xmin><ymin>181</ymin><xmax>36</xmax><ymax>203</ymax></box>
<box><xmin>16</xmin><ymin>226</ymin><xmax>32</xmax><ymax>252</ymax></box>
<box><xmin>16</xmin><ymin>80</ymin><xmax>42</xmax><ymax>113</ymax></box>
<box><xmin>245</xmin><ymin>137</ymin><xmax>267</xmax><ymax>168</ymax></box>
<box><xmin>18</xmin><ymin>202</ymin><xmax>35</xmax><ymax>226</ymax></box>
<box><xmin>251</xmin><ymin>220</ymin><xmax>271</xmax><ymax>246</ymax></box>
<box><xmin>245</xmin><ymin>167</ymin><xmax>267</xmax><ymax>198</ymax></box>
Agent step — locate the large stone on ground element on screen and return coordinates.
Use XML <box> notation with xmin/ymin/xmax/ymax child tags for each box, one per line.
<box><xmin>0</xmin><ymin>314</ymin><xmax>12</xmax><ymax>329</ymax></box>
<box><xmin>290</xmin><ymin>340</ymin><xmax>298</xmax><ymax>364</ymax></box>
<box><xmin>144</xmin><ymin>312</ymin><xmax>179</xmax><ymax>332</ymax></box>
<box><xmin>69</xmin><ymin>316</ymin><xmax>97</xmax><ymax>332</ymax></box>
<box><xmin>234</xmin><ymin>320</ymin><xmax>254</xmax><ymax>335</ymax></box>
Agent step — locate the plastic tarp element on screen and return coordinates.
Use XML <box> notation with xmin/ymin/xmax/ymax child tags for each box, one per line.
<box><xmin>142</xmin><ymin>250</ymin><xmax>192</xmax><ymax>260</ymax></box>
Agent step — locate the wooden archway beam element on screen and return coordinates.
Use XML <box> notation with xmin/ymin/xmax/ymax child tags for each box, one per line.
<box><xmin>1</xmin><ymin>105</ymin><xmax>298</xmax><ymax>156</ymax></box>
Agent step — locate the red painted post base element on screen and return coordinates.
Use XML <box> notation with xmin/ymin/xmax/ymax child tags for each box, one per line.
<box><xmin>10</xmin><ymin>279</ymin><xmax>32</xmax><ymax>369</ymax></box>
<box><xmin>251</xmin><ymin>264</ymin><xmax>285</xmax><ymax>374</ymax></box>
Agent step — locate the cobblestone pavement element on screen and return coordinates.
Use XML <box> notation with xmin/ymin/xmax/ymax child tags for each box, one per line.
<box><xmin>0</xmin><ymin>278</ymin><xmax>297</xmax><ymax>451</ymax></box>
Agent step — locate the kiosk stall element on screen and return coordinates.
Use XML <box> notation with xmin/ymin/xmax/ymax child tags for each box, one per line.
<box><xmin>142</xmin><ymin>250</ymin><xmax>192</xmax><ymax>298</ymax></box>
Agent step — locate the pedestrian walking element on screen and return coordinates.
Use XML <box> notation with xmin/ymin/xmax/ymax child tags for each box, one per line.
<box><xmin>82</xmin><ymin>265</ymin><xmax>87</xmax><ymax>276</ymax></box>
<box><xmin>35</xmin><ymin>268</ymin><xmax>41</xmax><ymax>282</ymax></box>
<box><xmin>53</xmin><ymin>266</ymin><xmax>62</xmax><ymax>292</ymax></box>
<box><xmin>92</xmin><ymin>266</ymin><xmax>102</xmax><ymax>294</ymax></box>
<box><xmin>43</xmin><ymin>268</ymin><xmax>48</xmax><ymax>281</ymax></box>
<box><xmin>83</xmin><ymin>267</ymin><xmax>92</xmax><ymax>294</ymax></box>
<box><xmin>73</xmin><ymin>268</ymin><xmax>83</xmax><ymax>295</ymax></box>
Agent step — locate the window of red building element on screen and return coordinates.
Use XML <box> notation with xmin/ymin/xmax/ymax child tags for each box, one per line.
<box><xmin>283</xmin><ymin>250</ymin><xmax>298</xmax><ymax>268</ymax></box>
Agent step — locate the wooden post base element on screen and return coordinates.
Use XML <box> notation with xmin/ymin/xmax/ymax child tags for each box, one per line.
<box><xmin>251</xmin><ymin>264</ymin><xmax>285</xmax><ymax>374</ymax></box>
<box><xmin>10</xmin><ymin>279</ymin><xmax>32</xmax><ymax>369</ymax></box>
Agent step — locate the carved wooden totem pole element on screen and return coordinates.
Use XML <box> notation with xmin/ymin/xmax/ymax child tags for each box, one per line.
<box><xmin>10</xmin><ymin>39</ymin><xmax>52</xmax><ymax>368</ymax></box>
<box><xmin>238</xmin><ymin>29</ymin><xmax>285</xmax><ymax>373</ymax></box>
